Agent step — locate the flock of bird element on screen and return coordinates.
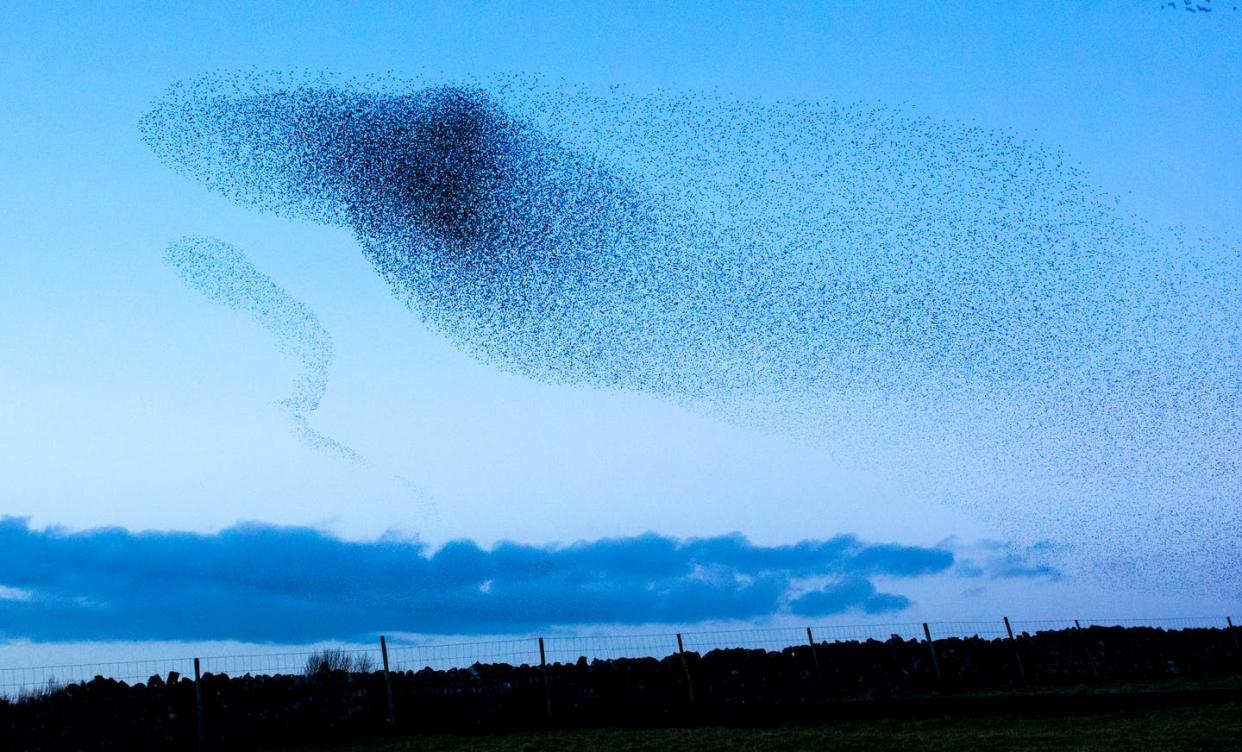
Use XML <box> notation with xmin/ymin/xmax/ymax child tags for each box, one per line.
<box><xmin>164</xmin><ymin>236</ymin><xmax>360</xmax><ymax>462</ymax></box>
<box><xmin>1165</xmin><ymin>0</ymin><xmax>1240</xmax><ymax>12</ymax></box>
<box><xmin>141</xmin><ymin>73</ymin><xmax>1241</xmax><ymax>592</ymax></box>
<box><xmin>1162</xmin><ymin>0</ymin><xmax>1235</xmax><ymax>12</ymax></box>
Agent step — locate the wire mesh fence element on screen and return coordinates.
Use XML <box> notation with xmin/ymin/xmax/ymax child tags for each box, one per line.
<box><xmin>201</xmin><ymin>646</ymin><xmax>387</xmax><ymax>679</ymax></box>
<box><xmin>0</xmin><ymin>655</ymin><xmax>200</xmax><ymax>700</ymax></box>
<box><xmin>922</xmin><ymin>620</ymin><xmax>1011</xmax><ymax>640</ymax></box>
<box><xmin>541</xmin><ymin>632</ymin><xmax>679</xmax><ymax>665</ymax></box>
<box><xmin>386</xmin><ymin>638</ymin><xmax>541</xmax><ymax>673</ymax></box>
<box><xmin>2</xmin><ymin>614</ymin><xmax>1237</xmax><ymax>699</ymax></box>
<box><xmin>1003</xmin><ymin>615</ymin><xmax>1232</xmax><ymax>636</ymax></box>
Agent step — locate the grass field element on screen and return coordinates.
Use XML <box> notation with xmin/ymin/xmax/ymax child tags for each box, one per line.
<box><xmin>275</xmin><ymin>700</ymin><xmax>1242</xmax><ymax>752</ymax></box>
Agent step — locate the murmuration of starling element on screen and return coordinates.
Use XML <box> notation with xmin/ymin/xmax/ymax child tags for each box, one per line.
<box><xmin>141</xmin><ymin>73</ymin><xmax>1242</xmax><ymax>591</ymax></box>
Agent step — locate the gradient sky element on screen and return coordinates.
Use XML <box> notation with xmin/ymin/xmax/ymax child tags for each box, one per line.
<box><xmin>1</xmin><ymin>1</ymin><xmax>1240</xmax><ymax>650</ymax></box>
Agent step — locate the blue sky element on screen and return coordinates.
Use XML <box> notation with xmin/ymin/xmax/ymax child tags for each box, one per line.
<box><xmin>1</xmin><ymin>2</ymin><xmax>1240</xmax><ymax>649</ymax></box>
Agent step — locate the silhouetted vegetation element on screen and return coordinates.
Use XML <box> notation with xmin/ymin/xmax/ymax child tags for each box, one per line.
<box><xmin>2</xmin><ymin>625</ymin><xmax>1239</xmax><ymax>751</ymax></box>
<box><xmin>12</xmin><ymin>679</ymin><xmax>64</xmax><ymax>705</ymax></box>
<box><xmin>304</xmin><ymin>649</ymin><xmax>375</xmax><ymax>676</ymax></box>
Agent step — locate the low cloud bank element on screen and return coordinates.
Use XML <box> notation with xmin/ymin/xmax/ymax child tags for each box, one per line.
<box><xmin>0</xmin><ymin>518</ymin><xmax>1051</xmax><ymax>643</ymax></box>
<box><xmin>952</xmin><ymin>539</ymin><xmax>1064</xmax><ymax>581</ymax></box>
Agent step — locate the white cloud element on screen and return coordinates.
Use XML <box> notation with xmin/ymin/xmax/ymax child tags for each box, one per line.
<box><xmin>0</xmin><ymin>585</ymin><xmax>32</xmax><ymax>602</ymax></box>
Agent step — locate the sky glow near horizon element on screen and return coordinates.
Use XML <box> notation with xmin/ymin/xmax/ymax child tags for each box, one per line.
<box><xmin>1</xmin><ymin>2</ymin><xmax>1240</xmax><ymax>651</ymax></box>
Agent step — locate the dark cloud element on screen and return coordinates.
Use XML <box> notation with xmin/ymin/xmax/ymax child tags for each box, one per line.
<box><xmin>788</xmin><ymin>576</ymin><xmax>912</xmax><ymax>617</ymax></box>
<box><xmin>0</xmin><ymin>518</ymin><xmax>956</xmax><ymax>643</ymax></box>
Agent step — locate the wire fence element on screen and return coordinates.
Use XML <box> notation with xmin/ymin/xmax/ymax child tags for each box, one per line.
<box><xmin>2</xmin><ymin>614</ymin><xmax>1236</xmax><ymax>699</ymax></box>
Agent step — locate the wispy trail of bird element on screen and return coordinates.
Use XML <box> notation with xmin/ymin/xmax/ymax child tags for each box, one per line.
<box><xmin>165</xmin><ymin>235</ymin><xmax>361</xmax><ymax>463</ymax></box>
<box><xmin>142</xmin><ymin>74</ymin><xmax>1242</xmax><ymax>592</ymax></box>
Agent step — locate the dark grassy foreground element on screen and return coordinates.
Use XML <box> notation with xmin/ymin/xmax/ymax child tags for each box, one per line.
<box><xmin>273</xmin><ymin>699</ymin><xmax>1242</xmax><ymax>752</ymax></box>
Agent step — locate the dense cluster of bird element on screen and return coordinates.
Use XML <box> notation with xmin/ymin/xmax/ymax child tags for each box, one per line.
<box><xmin>1162</xmin><ymin>0</ymin><xmax>1240</xmax><ymax>12</ymax></box>
<box><xmin>164</xmin><ymin>236</ymin><xmax>359</xmax><ymax>462</ymax></box>
<box><xmin>141</xmin><ymin>73</ymin><xmax>1241</xmax><ymax>591</ymax></box>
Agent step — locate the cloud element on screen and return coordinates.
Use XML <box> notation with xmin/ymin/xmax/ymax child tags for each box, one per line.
<box><xmin>952</xmin><ymin>539</ymin><xmax>1064</xmax><ymax>582</ymax></box>
<box><xmin>0</xmin><ymin>585</ymin><xmax>32</xmax><ymax>602</ymax></box>
<box><xmin>788</xmin><ymin>576</ymin><xmax>911</xmax><ymax>616</ymax></box>
<box><xmin>0</xmin><ymin>518</ymin><xmax>959</xmax><ymax>643</ymax></box>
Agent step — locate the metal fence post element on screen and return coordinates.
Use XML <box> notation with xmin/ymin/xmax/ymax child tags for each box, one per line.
<box><xmin>676</xmin><ymin>633</ymin><xmax>697</xmax><ymax>708</ymax></box>
<box><xmin>538</xmin><ymin>637</ymin><xmax>552</xmax><ymax>719</ymax></box>
<box><xmin>379</xmin><ymin>635</ymin><xmax>396</xmax><ymax>728</ymax></box>
<box><xmin>193</xmin><ymin>657</ymin><xmax>204</xmax><ymax>748</ymax></box>
<box><xmin>1003</xmin><ymin>616</ymin><xmax>1027</xmax><ymax>683</ymax></box>
<box><xmin>922</xmin><ymin>623</ymin><xmax>943</xmax><ymax>688</ymax></box>
<box><xmin>1074</xmin><ymin>620</ymin><xmax>1101</xmax><ymax>679</ymax></box>
<box><xmin>806</xmin><ymin>627</ymin><xmax>826</xmax><ymax>697</ymax></box>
